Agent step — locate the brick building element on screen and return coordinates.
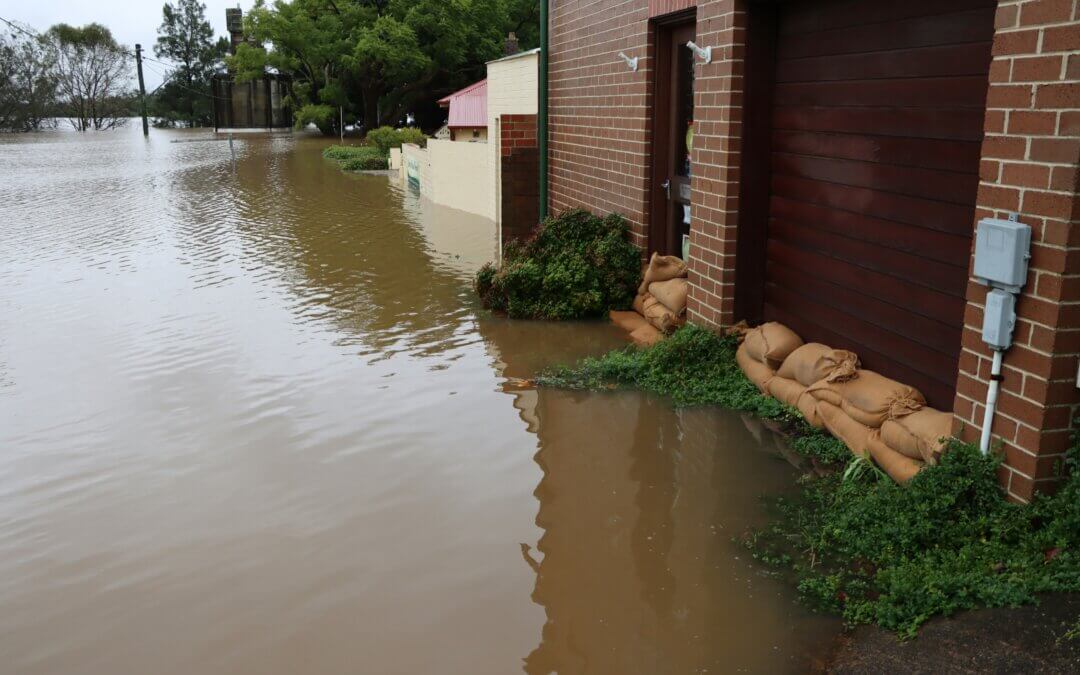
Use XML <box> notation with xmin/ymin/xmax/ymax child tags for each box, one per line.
<box><xmin>546</xmin><ymin>0</ymin><xmax>1080</xmax><ymax>501</ymax></box>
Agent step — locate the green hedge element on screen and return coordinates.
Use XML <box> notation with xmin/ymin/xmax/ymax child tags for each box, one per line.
<box><xmin>475</xmin><ymin>208</ymin><xmax>641</xmax><ymax>320</ymax></box>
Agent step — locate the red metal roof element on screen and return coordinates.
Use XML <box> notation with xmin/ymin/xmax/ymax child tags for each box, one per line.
<box><xmin>438</xmin><ymin>79</ymin><xmax>487</xmax><ymax>129</ymax></box>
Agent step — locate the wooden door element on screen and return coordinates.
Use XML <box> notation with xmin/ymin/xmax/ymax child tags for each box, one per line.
<box><xmin>651</xmin><ymin>19</ymin><xmax>696</xmax><ymax>259</ymax></box>
<box><xmin>748</xmin><ymin>0</ymin><xmax>996</xmax><ymax>409</ymax></box>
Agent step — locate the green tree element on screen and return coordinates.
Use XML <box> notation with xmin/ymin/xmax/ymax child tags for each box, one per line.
<box><xmin>47</xmin><ymin>23</ymin><xmax>132</xmax><ymax>131</ymax></box>
<box><xmin>153</xmin><ymin>0</ymin><xmax>222</xmax><ymax>127</ymax></box>
<box><xmin>0</xmin><ymin>28</ymin><xmax>58</xmax><ymax>132</ymax></box>
<box><xmin>231</xmin><ymin>0</ymin><xmax>539</xmax><ymax>135</ymax></box>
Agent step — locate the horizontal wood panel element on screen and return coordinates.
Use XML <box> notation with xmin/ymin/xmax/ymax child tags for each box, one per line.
<box><xmin>779</xmin><ymin>0</ymin><xmax>996</xmax><ymax>37</ymax></box>
<box><xmin>771</xmin><ymin>174</ymin><xmax>977</xmax><ymax>235</ymax></box>
<box><xmin>773</xmin><ymin>77</ymin><xmax>990</xmax><ymax>109</ymax></box>
<box><xmin>778</xmin><ymin>7</ymin><xmax>997</xmax><ymax>60</ymax></box>
<box><xmin>768</xmin><ymin>278</ymin><xmax>963</xmax><ymax>375</ymax></box>
<box><xmin>766</xmin><ymin>239</ymin><xmax>967</xmax><ymax>325</ymax></box>
<box><xmin>764</xmin><ymin>303</ymin><xmax>958</xmax><ymax>409</ymax></box>
<box><xmin>776</xmin><ymin>42</ymin><xmax>993</xmax><ymax>83</ymax></box>
<box><xmin>773</xmin><ymin>106</ymin><xmax>988</xmax><ymax>141</ymax></box>
<box><xmin>768</xmin><ymin>219</ymin><xmax>968</xmax><ymax>295</ymax></box>
<box><xmin>772</xmin><ymin>153</ymin><xmax>979</xmax><ymax>204</ymax></box>
<box><xmin>769</xmin><ymin>196</ymin><xmax>972</xmax><ymax>266</ymax></box>
<box><xmin>767</xmin><ymin>263</ymin><xmax>963</xmax><ymax>355</ymax></box>
<box><xmin>771</xmin><ymin>130</ymin><xmax>982</xmax><ymax>173</ymax></box>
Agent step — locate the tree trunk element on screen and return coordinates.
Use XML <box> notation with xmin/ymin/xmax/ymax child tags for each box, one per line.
<box><xmin>363</xmin><ymin>86</ymin><xmax>380</xmax><ymax>134</ymax></box>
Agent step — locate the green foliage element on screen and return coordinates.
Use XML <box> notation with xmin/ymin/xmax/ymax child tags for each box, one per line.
<box><xmin>234</xmin><ymin>0</ymin><xmax>541</xmax><ymax>132</ymax></box>
<box><xmin>475</xmin><ymin>209</ymin><xmax>642</xmax><ymax>320</ymax></box>
<box><xmin>46</xmin><ymin>23</ymin><xmax>132</xmax><ymax>131</ymax></box>
<box><xmin>749</xmin><ymin>441</ymin><xmax>1080</xmax><ymax>638</ymax></box>
<box><xmin>322</xmin><ymin>144</ymin><xmax>387</xmax><ymax>171</ymax></box>
<box><xmin>152</xmin><ymin>0</ymin><xmax>223</xmax><ymax>127</ymax></box>
<box><xmin>295</xmin><ymin>104</ymin><xmax>337</xmax><ymax>134</ymax></box>
<box><xmin>365</xmin><ymin>125</ymin><xmax>426</xmax><ymax>153</ymax></box>
<box><xmin>538</xmin><ymin>324</ymin><xmax>850</xmax><ymax>465</ymax></box>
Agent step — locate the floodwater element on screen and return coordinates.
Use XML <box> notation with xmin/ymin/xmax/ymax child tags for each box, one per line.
<box><xmin>0</xmin><ymin>124</ymin><xmax>838</xmax><ymax>674</ymax></box>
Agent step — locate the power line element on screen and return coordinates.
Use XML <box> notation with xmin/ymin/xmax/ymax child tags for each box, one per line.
<box><xmin>0</xmin><ymin>13</ymin><xmax>180</xmax><ymax>69</ymax></box>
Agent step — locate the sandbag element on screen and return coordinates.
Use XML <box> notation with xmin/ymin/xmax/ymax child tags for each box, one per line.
<box><xmin>736</xmin><ymin>342</ymin><xmax>775</xmax><ymax>393</ymax></box>
<box><xmin>742</xmin><ymin>322</ymin><xmax>804</xmax><ymax>370</ymax></box>
<box><xmin>776</xmin><ymin>343</ymin><xmax>860</xmax><ymax>387</ymax></box>
<box><xmin>808</xmin><ymin>370</ymin><xmax>925</xmax><ymax>429</ymax></box>
<box><xmin>796</xmin><ymin>391</ymin><xmax>824</xmax><ymax>428</ymax></box>
<box><xmin>610</xmin><ymin>310</ymin><xmax>650</xmax><ymax>334</ymax></box>
<box><xmin>868</xmin><ymin>431</ymin><xmax>925</xmax><ymax>484</ymax></box>
<box><xmin>633</xmin><ymin>292</ymin><xmax>678</xmax><ymax>334</ymax></box>
<box><xmin>817</xmin><ymin>400</ymin><xmax>872</xmax><ymax>459</ymax></box>
<box><xmin>880</xmin><ymin>408</ymin><xmax>953</xmax><ymax>465</ymax></box>
<box><xmin>648</xmin><ymin>278</ymin><xmax>689</xmax><ymax>315</ymax></box>
<box><xmin>630</xmin><ymin>324</ymin><xmax>663</xmax><ymax>347</ymax></box>
<box><xmin>637</xmin><ymin>253</ymin><xmax>687</xmax><ymax>295</ymax></box>
<box><xmin>767</xmin><ymin>376</ymin><xmax>805</xmax><ymax>408</ymax></box>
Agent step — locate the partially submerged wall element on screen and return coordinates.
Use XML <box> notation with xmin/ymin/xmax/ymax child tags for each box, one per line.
<box><xmin>400</xmin><ymin>141</ymin><xmax>494</xmax><ymax>221</ymax></box>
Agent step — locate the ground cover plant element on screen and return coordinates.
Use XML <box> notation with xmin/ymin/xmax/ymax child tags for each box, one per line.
<box><xmin>539</xmin><ymin>324</ymin><xmax>1080</xmax><ymax>637</ymax></box>
<box><xmin>322</xmin><ymin>127</ymin><xmax>426</xmax><ymax>173</ymax></box>
<box><xmin>475</xmin><ymin>208</ymin><xmax>641</xmax><ymax>320</ymax></box>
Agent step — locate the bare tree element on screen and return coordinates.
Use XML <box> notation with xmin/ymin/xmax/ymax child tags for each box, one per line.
<box><xmin>0</xmin><ymin>28</ymin><xmax>57</xmax><ymax>132</ymax></box>
<box><xmin>47</xmin><ymin>23</ymin><xmax>132</xmax><ymax>131</ymax></box>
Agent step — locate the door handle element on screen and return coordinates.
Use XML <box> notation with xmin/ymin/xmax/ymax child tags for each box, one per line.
<box><xmin>661</xmin><ymin>179</ymin><xmax>671</xmax><ymax>199</ymax></box>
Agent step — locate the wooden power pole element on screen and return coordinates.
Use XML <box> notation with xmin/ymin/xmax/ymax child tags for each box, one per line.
<box><xmin>135</xmin><ymin>44</ymin><xmax>149</xmax><ymax>137</ymax></box>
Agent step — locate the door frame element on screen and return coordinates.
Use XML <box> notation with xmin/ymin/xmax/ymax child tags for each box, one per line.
<box><xmin>649</xmin><ymin>9</ymin><xmax>697</xmax><ymax>258</ymax></box>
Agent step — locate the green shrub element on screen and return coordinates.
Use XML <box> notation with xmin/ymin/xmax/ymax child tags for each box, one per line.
<box><xmin>538</xmin><ymin>324</ymin><xmax>850</xmax><ymax>465</ymax></box>
<box><xmin>366</xmin><ymin>125</ymin><xmax>426</xmax><ymax>154</ymax></box>
<box><xmin>294</xmin><ymin>104</ymin><xmax>336</xmax><ymax>135</ymax></box>
<box><xmin>340</xmin><ymin>154</ymin><xmax>388</xmax><ymax>171</ymax></box>
<box><xmin>749</xmin><ymin>441</ymin><xmax>1080</xmax><ymax>638</ymax></box>
<box><xmin>475</xmin><ymin>208</ymin><xmax>642</xmax><ymax>320</ymax></box>
<box><xmin>323</xmin><ymin>145</ymin><xmax>387</xmax><ymax>171</ymax></box>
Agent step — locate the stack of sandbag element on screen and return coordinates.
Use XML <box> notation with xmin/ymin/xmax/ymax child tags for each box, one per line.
<box><xmin>609</xmin><ymin>310</ymin><xmax>662</xmax><ymax>347</ymax></box>
<box><xmin>866</xmin><ymin>407</ymin><xmax>954</xmax><ymax>482</ymax></box>
<box><xmin>734</xmin><ymin>322</ymin><xmax>803</xmax><ymax>393</ymax></box>
<box><xmin>633</xmin><ymin>254</ymin><xmax>688</xmax><ymax>334</ymax></box>
<box><xmin>807</xmin><ymin>370</ymin><xmax>927</xmax><ymax>481</ymax></box>
<box><xmin>766</xmin><ymin>344</ymin><xmax>859</xmax><ymax>428</ymax></box>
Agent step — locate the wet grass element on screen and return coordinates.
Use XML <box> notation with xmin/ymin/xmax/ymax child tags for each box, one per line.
<box><xmin>540</xmin><ymin>324</ymin><xmax>1080</xmax><ymax>638</ymax></box>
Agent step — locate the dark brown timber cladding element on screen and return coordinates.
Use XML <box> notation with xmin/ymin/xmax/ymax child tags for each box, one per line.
<box><xmin>761</xmin><ymin>0</ymin><xmax>996</xmax><ymax>409</ymax></box>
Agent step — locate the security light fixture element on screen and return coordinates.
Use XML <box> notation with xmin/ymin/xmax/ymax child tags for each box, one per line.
<box><xmin>686</xmin><ymin>41</ymin><xmax>712</xmax><ymax>64</ymax></box>
<box><xmin>618</xmin><ymin>52</ymin><xmax>639</xmax><ymax>72</ymax></box>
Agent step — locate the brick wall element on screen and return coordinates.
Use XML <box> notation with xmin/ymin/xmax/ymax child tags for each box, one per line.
<box><xmin>547</xmin><ymin>0</ymin><xmax>1080</xmax><ymax>499</ymax></box>
<box><xmin>952</xmin><ymin>0</ymin><xmax>1080</xmax><ymax>502</ymax></box>
<box><xmin>501</xmin><ymin>114</ymin><xmax>540</xmax><ymax>243</ymax></box>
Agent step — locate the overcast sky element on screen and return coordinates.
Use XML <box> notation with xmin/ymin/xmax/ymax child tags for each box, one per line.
<box><xmin>0</xmin><ymin>0</ymin><xmax>243</xmax><ymax>87</ymax></box>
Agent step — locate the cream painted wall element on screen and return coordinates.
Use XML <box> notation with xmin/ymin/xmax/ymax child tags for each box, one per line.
<box><xmin>487</xmin><ymin>50</ymin><xmax>539</xmax><ymax>251</ymax></box>
<box><xmin>427</xmin><ymin>139</ymin><xmax>494</xmax><ymax>220</ymax></box>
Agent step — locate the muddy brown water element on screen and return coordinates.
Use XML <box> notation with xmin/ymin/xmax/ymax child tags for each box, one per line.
<box><xmin>0</xmin><ymin>125</ymin><xmax>839</xmax><ymax>674</ymax></box>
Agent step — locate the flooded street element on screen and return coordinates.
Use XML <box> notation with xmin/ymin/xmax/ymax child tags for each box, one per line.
<box><xmin>0</xmin><ymin>125</ymin><xmax>837</xmax><ymax>673</ymax></box>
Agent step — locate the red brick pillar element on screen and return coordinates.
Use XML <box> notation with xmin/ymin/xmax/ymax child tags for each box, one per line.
<box><xmin>685</xmin><ymin>0</ymin><xmax>748</xmax><ymax>329</ymax></box>
<box><xmin>953</xmin><ymin>0</ymin><xmax>1080</xmax><ymax>502</ymax></box>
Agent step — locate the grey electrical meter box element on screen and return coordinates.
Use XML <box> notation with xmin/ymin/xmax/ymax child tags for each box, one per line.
<box><xmin>982</xmin><ymin>289</ymin><xmax>1017</xmax><ymax>350</ymax></box>
<box><xmin>973</xmin><ymin>216</ymin><xmax>1031</xmax><ymax>291</ymax></box>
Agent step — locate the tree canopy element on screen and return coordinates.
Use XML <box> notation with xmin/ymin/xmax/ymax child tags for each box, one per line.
<box><xmin>47</xmin><ymin>23</ymin><xmax>133</xmax><ymax>131</ymax></box>
<box><xmin>231</xmin><ymin>0</ymin><xmax>539</xmax><ymax>134</ymax></box>
<box><xmin>153</xmin><ymin>0</ymin><xmax>228</xmax><ymax>127</ymax></box>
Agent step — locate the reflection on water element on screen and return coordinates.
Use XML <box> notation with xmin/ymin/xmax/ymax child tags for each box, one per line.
<box><xmin>0</xmin><ymin>124</ymin><xmax>836</xmax><ymax>674</ymax></box>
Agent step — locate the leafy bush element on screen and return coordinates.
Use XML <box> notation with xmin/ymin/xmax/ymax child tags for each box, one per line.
<box><xmin>475</xmin><ymin>208</ymin><xmax>642</xmax><ymax>320</ymax></box>
<box><xmin>340</xmin><ymin>154</ymin><xmax>388</xmax><ymax>171</ymax></box>
<box><xmin>749</xmin><ymin>442</ymin><xmax>1080</xmax><ymax>638</ymax></box>
<box><xmin>322</xmin><ymin>145</ymin><xmax>387</xmax><ymax>171</ymax></box>
<box><xmin>538</xmin><ymin>324</ymin><xmax>850</xmax><ymax>465</ymax></box>
<box><xmin>366</xmin><ymin>125</ymin><xmax>426</xmax><ymax>154</ymax></box>
<box><xmin>294</xmin><ymin>104</ymin><xmax>336</xmax><ymax>135</ymax></box>
<box><xmin>541</xmin><ymin>323</ymin><xmax>1080</xmax><ymax>637</ymax></box>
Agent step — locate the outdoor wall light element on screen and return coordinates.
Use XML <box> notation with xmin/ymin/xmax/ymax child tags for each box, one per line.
<box><xmin>686</xmin><ymin>41</ymin><xmax>712</xmax><ymax>64</ymax></box>
<box><xmin>618</xmin><ymin>51</ymin><xmax>639</xmax><ymax>72</ymax></box>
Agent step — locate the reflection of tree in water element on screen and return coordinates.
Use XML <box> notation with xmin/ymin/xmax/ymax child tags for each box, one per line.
<box><xmin>168</xmin><ymin>135</ymin><xmax>482</xmax><ymax>355</ymax></box>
